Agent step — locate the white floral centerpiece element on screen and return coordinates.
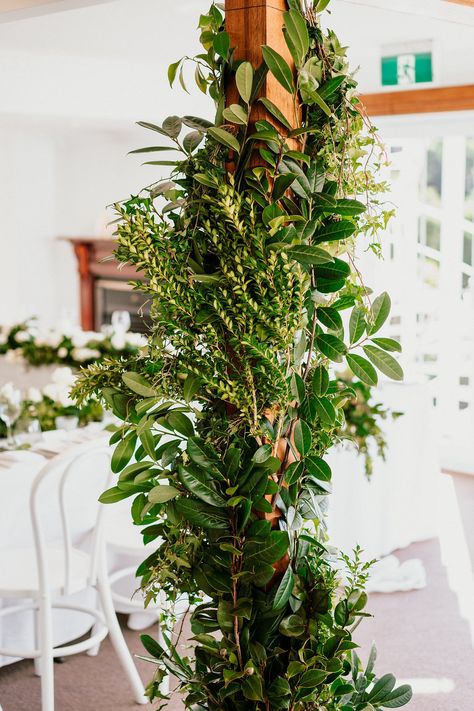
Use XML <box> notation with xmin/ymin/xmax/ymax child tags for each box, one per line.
<box><xmin>0</xmin><ymin>368</ymin><xmax>103</xmax><ymax>438</ymax></box>
<box><xmin>0</xmin><ymin>319</ymin><xmax>147</xmax><ymax>369</ymax></box>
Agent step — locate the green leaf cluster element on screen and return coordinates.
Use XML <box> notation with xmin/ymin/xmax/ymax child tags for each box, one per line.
<box><xmin>72</xmin><ymin>1</ymin><xmax>411</xmax><ymax>710</ymax></box>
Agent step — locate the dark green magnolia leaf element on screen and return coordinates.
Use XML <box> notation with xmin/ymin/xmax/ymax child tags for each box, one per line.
<box><xmin>300</xmin><ymin>669</ymin><xmax>328</xmax><ymax>688</ymax></box>
<box><xmin>283</xmin><ymin>9</ymin><xmax>309</xmax><ymax>67</ymax></box>
<box><xmin>334</xmin><ymin>198</ymin><xmax>366</xmax><ymax>216</ymax></box>
<box><xmin>208</xmin><ymin>126</ymin><xmax>240</xmax><ymax>152</ymax></box>
<box><xmin>349</xmin><ymin>307</ymin><xmax>366</xmax><ymax>344</ymax></box>
<box><xmin>182</xmin><ymin>115</ymin><xmax>213</xmax><ymax>131</ymax></box>
<box><xmin>314</xmin><ymin>396</ymin><xmax>336</xmax><ymax>425</ymax></box>
<box><xmin>99</xmin><ymin>486</ymin><xmax>132</xmax><ymax>504</ymax></box>
<box><xmin>346</xmin><ymin>354</ymin><xmax>378</xmax><ymax>386</ymax></box>
<box><xmin>259</xmin><ymin>97</ymin><xmax>293</xmax><ymax>130</ymax></box>
<box><xmin>162</xmin><ymin>115</ymin><xmax>182</xmax><ymax>138</ymax></box>
<box><xmin>213</xmin><ymin>31</ymin><xmax>230</xmax><ymax>59</ymax></box>
<box><xmin>294</xmin><ymin>419</ymin><xmax>312</xmax><ymax>456</ymax></box>
<box><xmin>178</xmin><ymin>465</ymin><xmax>226</xmax><ymax>507</ymax></box>
<box><xmin>285</xmin><ymin>149</ymin><xmax>310</xmax><ymax>164</ymax></box>
<box><xmin>142</xmin><ymin>160</ymin><xmax>178</xmax><ymax>167</ymax></box>
<box><xmin>262</xmin><ymin>45</ymin><xmax>295</xmax><ymax>94</ymax></box>
<box><xmin>167</xmin><ymin>411</ymin><xmax>194</xmax><ymax>437</ymax></box>
<box><xmin>287</xmin><ymin>245</ymin><xmax>333</xmax><ymax>265</ymax></box>
<box><xmin>332</xmin><ymin>295</ymin><xmax>356</xmax><ymax>310</ymax></box>
<box><xmin>306</xmin><ymin>455</ymin><xmax>331</xmax><ymax>481</ymax></box>
<box><xmin>245</xmin><ymin>530</ymin><xmax>289</xmax><ymax>564</ymax></box>
<box><xmin>290</xmin><ymin>372</ymin><xmax>306</xmax><ymax>404</ymax></box>
<box><xmin>175</xmin><ymin>498</ymin><xmax>228</xmax><ymax>529</ymax></box>
<box><xmin>273</xmin><ymin>566</ymin><xmax>295</xmax><ymax>610</ymax></box>
<box><xmin>279</xmin><ymin>613</ymin><xmax>305</xmax><ymax>637</ymax></box>
<box><xmin>273</xmin><ymin>173</ymin><xmax>297</xmax><ymax>200</ymax></box>
<box><xmin>118</xmin><ymin>460</ymin><xmax>153</xmax><ymax>482</ymax></box>
<box><xmin>318</xmin><ymin>306</ymin><xmax>343</xmax><ymax>331</ymax></box>
<box><xmin>382</xmin><ymin>685</ymin><xmax>413</xmax><ymax>708</ymax></box>
<box><xmin>242</xmin><ymin>674</ymin><xmax>264</xmax><ymax>702</ymax></box>
<box><xmin>222</xmin><ymin>103</ymin><xmax>248</xmax><ymax>125</ymax></box>
<box><xmin>129</xmin><ymin>146</ymin><xmax>179</xmax><ymax>155</ymax></box>
<box><xmin>268</xmin><ymin>677</ymin><xmax>291</xmax><ymax>698</ymax></box>
<box><xmin>139</xmin><ymin>428</ymin><xmax>158</xmax><ymax>460</ymax></box>
<box><xmin>187</xmin><ymin>437</ymin><xmax>220</xmax><ymax>470</ymax></box>
<box><xmin>311</xmin><ymin>90</ymin><xmax>332</xmax><ymax>116</ymax></box>
<box><xmin>194</xmin><ymin>173</ymin><xmax>217</xmax><ymax>188</ymax></box>
<box><xmin>137</xmin><ymin>120</ymin><xmax>169</xmax><ymax>137</ymax></box>
<box><xmin>122</xmin><ymin>372</ymin><xmax>156</xmax><ymax>397</ymax></box>
<box><xmin>235</xmin><ymin>61</ymin><xmax>254</xmax><ymax>103</ymax></box>
<box><xmin>253</xmin><ymin>444</ymin><xmax>273</xmax><ymax>463</ymax></box>
<box><xmin>183</xmin><ymin>374</ymin><xmax>201</xmax><ymax>402</ymax></box>
<box><xmin>363</xmin><ymin>346</ymin><xmax>404</xmax><ymax>381</ymax></box>
<box><xmin>368</xmin><ymin>291</ymin><xmax>391</xmax><ymax>334</ymax></box>
<box><xmin>284</xmin><ymin>460</ymin><xmax>305</xmax><ymax>485</ymax></box>
<box><xmin>318</xmin><ymin>74</ymin><xmax>345</xmax><ymax>99</ymax></box>
<box><xmin>315</xmin><ymin>258</ymin><xmax>350</xmax><ymax>292</ymax></box>
<box><xmin>314</xmin><ymin>220</ymin><xmax>356</xmax><ymax>244</ymax></box>
<box><xmin>183</xmin><ymin>130</ymin><xmax>204</xmax><ymax>153</ymax></box>
<box><xmin>111</xmin><ymin>433</ymin><xmax>137</xmax><ymax>474</ymax></box>
<box><xmin>141</xmin><ymin>633</ymin><xmax>165</xmax><ymax>659</ymax></box>
<box><xmin>370</xmin><ymin>337</ymin><xmax>401</xmax><ymax>353</ymax></box>
<box><xmin>316</xmin><ymin>333</ymin><xmax>347</xmax><ymax>361</ymax></box>
<box><xmin>148</xmin><ymin>484</ymin><xmax>180</xmax><ymax>504</ymax></box>
<box><xmin>368</xmin><ymin>674</ymin><xmax>396</xmax><ymax>703</ymax></box>
<box><xmin>312</xmin><ymin>366</ymin><xmax>329</xmax><ymax>396</ymax></box>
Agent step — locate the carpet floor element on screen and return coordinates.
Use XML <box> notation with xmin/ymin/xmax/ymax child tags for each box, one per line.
<box><xmin>1</xmin><ymin>472</ymin><xmax>473</xmax><ymax>710</ymax></box>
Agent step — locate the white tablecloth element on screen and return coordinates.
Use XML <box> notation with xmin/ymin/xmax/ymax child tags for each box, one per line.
<box><xmin>327</xmin><ymin>381</ymin><xmax>439</xmax><ymax>560</ymax></box>
<box><xmin>0</xmin><ymin>357</ymin><xmax>57</xmax><ymax>390</ymax></box>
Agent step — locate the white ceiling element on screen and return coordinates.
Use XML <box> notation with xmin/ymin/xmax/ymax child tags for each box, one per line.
<box><xmin>0</xmin><ymin>0</ymin><xmax>472</xmax><ymax>61</ymax></box>
<box><xmin>0</xmin><ymin>0</ymin><xmax>472</xmax><ymax>126</ymax></box>
<box><xmin>0</xmin><ymin>0</ymin><xmax>116</xmax><ymax>23</ymax></box>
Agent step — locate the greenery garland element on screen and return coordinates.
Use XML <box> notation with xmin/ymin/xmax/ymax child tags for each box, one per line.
<box><xmin>73</xmin><ymin>1</ymin><xmax>411</xmax><ymax>709</ymax></box>
<box><xmin>0</xmin><ymin>319</ymin><xmax>145</xmax><ymax>369</ymax></box>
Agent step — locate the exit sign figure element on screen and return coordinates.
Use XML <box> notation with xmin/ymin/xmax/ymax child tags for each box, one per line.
<box><xmin>382</xmin><ymin>51</ymin><xmax>433</xmax><ymax>86</ymax></box>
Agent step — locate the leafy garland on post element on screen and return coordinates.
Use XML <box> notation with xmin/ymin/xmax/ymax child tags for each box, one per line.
<box><xmin>73</xmin><ymin>1</ymin><xmax>411</xmax><ymax>709</ymax></box>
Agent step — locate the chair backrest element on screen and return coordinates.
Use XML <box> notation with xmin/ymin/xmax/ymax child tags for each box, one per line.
<box><xmin>29</xmin><ymin>438</ymin><xmax>113</xmax><ymax>596</ymax></box>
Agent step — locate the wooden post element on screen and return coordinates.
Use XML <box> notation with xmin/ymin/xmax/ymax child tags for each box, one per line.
<box><xmin>225</xmin><ymin>0</ymin><xmax>297</xmax><ymax>132</ymax></box>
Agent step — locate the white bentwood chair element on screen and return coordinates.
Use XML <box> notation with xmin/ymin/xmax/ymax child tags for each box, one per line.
<box><xmin>0</xmin><ymin>440</ymin><xmax>147</xmax><ymax>710</ymax></box>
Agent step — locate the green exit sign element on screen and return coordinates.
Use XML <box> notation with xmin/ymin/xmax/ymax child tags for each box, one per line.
<box><xmin>381</xmin><ymin>51</ymin><xmax>433</xmax><ymax>87</ymax></box>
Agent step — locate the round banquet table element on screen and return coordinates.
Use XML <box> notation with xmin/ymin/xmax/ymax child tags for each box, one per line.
<box><xmin>0</xmin><ymin>382</ymin><xmax>439</xmax><ymax>666</ymax></box>
<box><xmin>327</xmin><ymin>381</ymin><xmax>440</xmax><ymax>560</ymax></box>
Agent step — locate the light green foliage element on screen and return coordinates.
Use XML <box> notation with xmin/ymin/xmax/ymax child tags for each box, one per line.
<box><xmin>72</xmin><ymin>1</ymin><xmax>411</xmax><ymax>710</ymax></box>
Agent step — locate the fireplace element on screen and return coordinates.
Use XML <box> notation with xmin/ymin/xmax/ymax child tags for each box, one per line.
<box><xmin>95</xmin><ymin>279</ymin><xmax>150</xmax><ymax>334</ymax></box>
<box><xmin>66</xmin><ymin>237</ymin><xmax>150</xmax><ymax>332</ymax></box>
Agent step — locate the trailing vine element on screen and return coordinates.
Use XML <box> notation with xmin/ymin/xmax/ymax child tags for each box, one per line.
<box><xmin>73</xmin><ymin>1</ymin><xmax>411</xmax><ymax>709</ymax></box>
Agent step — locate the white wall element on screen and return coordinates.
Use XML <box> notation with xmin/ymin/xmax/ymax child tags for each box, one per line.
<box><xmin>0</xmin><ymin>0</ymin><xmax>474</xmax><ymax>327</ymax></box>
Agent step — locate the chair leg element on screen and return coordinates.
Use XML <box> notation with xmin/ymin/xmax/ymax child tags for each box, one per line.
<box><xmin>33</xmin><ymin>606</ymin><xmax>42</xmax><ymax>676</ymax></box>
<box><xmin>96</xmin><ymin>562</ymin><xmax>147</xmax><ymax>705</ymax></box>
<box><xmin>86</xmin><ymin>589</ymin><xmax>102</xmax><ymax>657</ymax></box>
<box><xmin>38</xmin><ymin>596</ymin><xmax>55</xmax><ymax>711</ymax></box>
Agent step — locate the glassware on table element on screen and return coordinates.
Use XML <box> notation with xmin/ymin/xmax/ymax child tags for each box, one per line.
<box><xmin>55</xmin><ymin>415</ymin><xmax>79</xmax><ymax>432</ymax></box>
<box><xmin>15</xmin><ymin>418</ymin><xmax>43</xmax><ymax>446</ymax></box>
<box><xmin>111</xmin><ymin>310</ymin><xmax>131</xmax><ymax>333</ymax></box>
<box><xmin>0</xmin><ymin>402</ymin><xmax>21</xmax><ymax>448</ymax></box>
